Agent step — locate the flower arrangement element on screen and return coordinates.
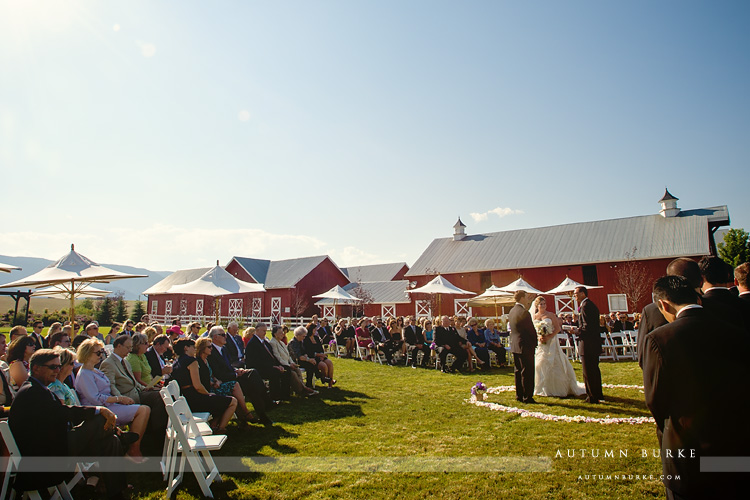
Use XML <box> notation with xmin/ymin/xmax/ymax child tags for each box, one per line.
<box><xmin>533</xmin><ymin>320</ymin><xmax>551</xmax><ymax>344</ymax></box>
<box><xmin>329</xmin><ymin>340</ymin><xmax>336</xmax><ymax>346</ymax></box>
<box><xmin>429</xmin><ymin>342</ymin><xmax>437</xmax><ymax>351</ymax></box>
<box><xmin>470</xmin><ymin>382</ymin><xmax>487</xmax><ymax>402</ymax></box>
<box><xmin>467</xmin><ymin>384</ymin><xmax>653</xmax><ymax>425</ymax></box>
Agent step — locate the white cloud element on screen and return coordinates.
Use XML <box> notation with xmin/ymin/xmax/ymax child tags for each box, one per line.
<box><xmin>113</xmin><ymin>24</ymin><xmax>120</xmax><ymax>32</ymax></box>
<box><xmin>469</xmin><ymin>207</ymin><xmax>524</xmax><ymax>223</ymax></box>
<box><xmin>0</xmin><ymin>225</ymin><xmax>330</xmax><ymax>271</ymax></box>
<box><xmin>238</xmin><ymin>110</ymin><xmax>251</xmax><ymax>122</ymax></box>
<box><xmin>136</xmin><ymin>41</ymin><xmax>156</xmax><ymax>57</ymax></box>
<box><xmin>327</xmin><ymin>246</ymin><xmax>382</xmax><ymax>267</ymax></box>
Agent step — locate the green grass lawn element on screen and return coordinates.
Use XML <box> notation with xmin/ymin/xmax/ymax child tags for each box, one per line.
<box><xmin>124</xmin><ymin>358</ymin><xmax>663</xmax><ymax>499</ymax></box>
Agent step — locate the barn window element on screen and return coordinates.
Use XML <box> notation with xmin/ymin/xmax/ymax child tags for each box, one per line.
<box><xmin>582</xmin><ymin>265</ymin><xmax>599</xmax><ymax>286</ymax></box>
<box><xmin>480</xmin><ymin>272</ymin><xmax>492</xmax><ymax>290</ymax></box>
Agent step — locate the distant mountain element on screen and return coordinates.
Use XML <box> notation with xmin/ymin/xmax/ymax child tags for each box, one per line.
<box><xmin>0</xmin><ymin>255</ymin><xmax>171</xmax><ymax>300</ymax></box>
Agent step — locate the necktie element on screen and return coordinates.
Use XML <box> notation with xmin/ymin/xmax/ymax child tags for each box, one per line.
<box><xmin>121</xmin><ymin>358</ymin><xmax>137</xmax><ymax>385</ymax></box>
<box><xmin>220</xmin><ymin>346</ymin><xmax>231</xmax><ymax>366</ymax></box>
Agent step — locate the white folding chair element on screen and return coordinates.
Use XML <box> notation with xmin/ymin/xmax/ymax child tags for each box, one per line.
<box><xmin>609</xmin><ymin>332</ymin><xmax>633</xmax><ymax>360</ymax></box>
<box><xmin>353</xmin><ymin>336</ymin><xmax>370</xmax><ymax>360</ymax></box>
<box><xmin>599</xmin><ymin>333</ymin><xmax>618</xmax><ymax>361</ymax></box>
<box><xmin>557</xmin><ymin>334</ymin><xmax>576</xmax><ymax>361</ymax></box>
<box><xmin>164</xmin><ymin>380</ymin><xmax>210</xmax><ymax>422</ymax></box>
<box><xmin>625</xmin><ymin>330</ymin><xmax>638</xmax><ymax>360</ymax></box>
<box><xmin>158</xmin><ymin>389</ymin><xmax>213</xmax><ymax>481</ymax></box>
<box><xmin>165</xmin><ymin>399</ymin><xmax>227</xmax><ymax>498</ymax></box>
<box><xmin>0</xmin><ymin>421</ymin><xmax>74</xmax><ymax>500</ymax></box>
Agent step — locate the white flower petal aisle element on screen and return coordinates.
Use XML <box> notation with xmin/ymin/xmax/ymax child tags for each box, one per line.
<box><xmin>466</xmin><ymin>382</ymin><xmax>655</xmax><ymax>425</ymax></box>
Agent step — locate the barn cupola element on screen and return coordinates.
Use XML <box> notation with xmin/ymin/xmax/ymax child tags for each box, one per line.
<box><xmin>658</xmin><ymin>188</ymin><xmax>680</xmax><ymax>218</ymax></box>
<box><xmin>453</xmin><ymin>217</ymin><xmax>467</xmax><ymax>241</ymax></box>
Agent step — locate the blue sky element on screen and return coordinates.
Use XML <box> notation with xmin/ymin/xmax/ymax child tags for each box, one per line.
<box><xmin>1</xmin><ymin>1</ymin><xmax>748</xmax><ymax>271</ymax></box>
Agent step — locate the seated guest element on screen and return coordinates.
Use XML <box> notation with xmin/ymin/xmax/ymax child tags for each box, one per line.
<box><xmin>435</xmin><ymin>315</ymin><xmax>468</xmax><ymax>373</ymax></box>
<box><xmin>371</xmin><ymin>318</ymin><xmax>397</xmax><ymax>364</ymax></box>
<box><xmin>100</xmin><ymin>335</ymin><xmax>168</xmax><ymax>433</ymax></box>
<box><xmin>304</xmin><ymin>323</ymin><xmax>336</xmax><ymax>387</ymax></box>
<box><xmin>388</xmin><ymin>318</ymin><xmax>405</xmax><ymax>358</ymax></box>
<box><xmin>186</xmin><ymin>321</ymin><xmax>201</xmax><ymax>340</ymax></box>
<box><xmin>268</xmin><ymin>325</ymin><xmax>318</xmax><ymax>396</ymax></box>
<box><xmin>144</xmin><ymin>325</ymin><xmax>159</xmax><ymax>344</ymax></box>
<box><xmin>611</xmin><ymin>312</ymin><xmax>634</xmax><ymax>332</ymax></box>
<box><xmin>76</xmin><ymin>338</ymin><xmax>150</xmax><ymax>461</ymax></box>
<box><xmin>127</xmin><ymin>333</ymin><xmax>155</xmax><ymax>386</ymax></box>
<box><xmin>334</xmin><ymin>318</ymin><xmax>356</xmax><ymax>357</ymax></box>
<box><xmin>403</xmin><ymin>316</ymin><xmax>430</xmax><ymax>368</ymax></box>
<box><xmin>134</xmin><ymin>322</ymin><xmax>148</xmax><ymax>335</ymax></box>
<box><xmin>71</xmin><ymin>322</ymin><xmax>98</xmax><ymax>350</ymax></box>
<box><xmin>194</xmin><ymin>337</ymin><xmax>254</xmax><ymax>424</ymax></box>
<box><xmin>455</xmin><ymin>316</ymin><xmax>483</xmax><ymax>370</ymax></box>
<box><xmin>9</xmin><ymin>325</ymin><xmax>28</xmax><ymax>342</ymax></box>
<box><xmin>224</xmin><ymin>321</ymin><xmax>246</xmax><ymax>369</ymax></box>
<box><xmin>245</xmin><ymin>323</ymin><xmax>292</xmax><ymax>400</ymax></box>
<box><xmin>242</xmin><ymin>327</ymin><xmax>255</xmax><ymax>347</ymax></box>
<box><xmin>10</xmin><ymin>349</ymin><xmax>128</xmax><ymax>498</ymax></box>
<box><xmin>171</xmin><ymin>338</ymin><xmax>237</xmax><ymax>433</ymax></box>
<box><xmin>207</xmin><ymin>326</ymin><xmax>274</xmax><ymax>426</ymax></box>
<box><xmin>7</xmin><ymin>335</ymin><xmax>36</xmax><ymax>390</ymax></box>
<box><xmin>104</xmin><ymin>322</ymin><xmax>122</xmax><ymax>345</ymax></box>
<box><xmin>354</xmin><ymin>319</ymin><xmax>374</xmax><ymax>360</ymax></box>
<box><xmin>467</xmin><ymin>318</ymin><xmax>490</xmax><ymax>369</ymax></box>
<box><xmin>0</xmin><ymin>339</ymin><xmax>13</xmax><ymax>408</ymax></box>
<box><xmin>145</xmin><ymin>334</ymin><xmax>173</xmax><ymax>380</ymax></box>
<box><xmin>288</xmin><ymin>326</ymin><xmax>319</xmax><ymax>388</ymax></box>
<box><xmin>47</xmin><ymin>322</ymin><xmax>63</xmax><ymax>338</ymax></box>
<box><xmin>121</xmin><ymin>320</ymin><xmax>135</xmax><ymax>336</ymax></box>
<box><xmin>423</xmin><ymin>319</ymin><xmax>434</xmax><ymax>342</ymax></box>
<box><xmin>483</xmin><ymin>319</ymin><xmax>507</xmax><ymax>367</ymax></box>
<box><xmin>47</xmin><ymin>331</ymin><xmax>72</xmax><ymax>349</ymax></box>
<box><xmin>48</xmin><ymin>347</ymin><xmax>80</xmax><ymax>406</ymax></box>
<box><xmin>318</xmin><ymin>318</ymin><xmax>334</xmax><ymax>344</ymax></box>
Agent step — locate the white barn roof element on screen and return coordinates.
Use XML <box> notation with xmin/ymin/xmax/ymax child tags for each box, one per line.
<box><xmin>143</xmin><ymin>267</ymin><xmax>211</xmax><ymax>295</ymax></box>
<box><xmin>406</xmin><ymin>207</ymin><xmax>728</xmax><ymax>277</ymax></box>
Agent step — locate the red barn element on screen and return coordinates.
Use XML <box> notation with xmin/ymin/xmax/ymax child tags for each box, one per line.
<box><xmin>405</xmin><ymin>190</ymin><xmax>729</xmax><ymax>317</ymax></box>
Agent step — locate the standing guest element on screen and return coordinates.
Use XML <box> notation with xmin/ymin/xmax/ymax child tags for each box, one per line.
<box><xmin>288</xmin><ymin>326</ymin><xmax>319</xmax><ymax>388</ymax></box>
<box><xmin>509</xmin><ymin>291</ymin><xmax>537</xmax><ymax>403</ymax></box>
<box><xmin>571</xmin><ymin>287</ymin><xmax>603</xmax><ymax>404</ymax></box>
<box><xmin>127</xmin><ymin>333</ymin><xmax>155</xmax><ymax>386</ymax></box>
<box><xmin>434</xmin><ymin>315</ymin><xmax>467</xmax><ymax>373</ymax></box>
<box><xmin>268</xmin><ymin>325</ymin><xmax>318</xmax><ymax>396</ymax></box>
<box><xmin>145</xmin><ymin>334</ymin><xmax>173</xmax><ymax>380</ymax></box>
<box><xmin>403</xmin><ymin>316</ymin><xmax>429</xmax><ymax>368</ymax></box>
<box><xmin>9</xmin><ymin>325</ymin><xmax>28</xmax><ymax>342</ymax></box>
<box><xmin>104</xmin><ymin>322</ymin><xmax>122</xmax><ymax>345</ymax></box>
<box><xmin>245</xmin><ymin>323</ymin><xmax>292</xmax><ymax>400</ymax></box>
<box><xmin>194</xmin><ymin>337</ymin><xmax>255</xmax><ymax>425</ymax></box>
<box><xmin>643</xmin><ymin>276</ymin><xmax>750</xmax><ymax>499</ymax></box>
<box><xmin>171</xmin><ymin>338</ymin><xmax>237</xmax><ymax>433</ymax></box>
<box><xmin>206</xmin><ymin>326</ymin><xmax>274</xmax><ymax>426</ymax></box>
<box><xmin>735</xmin><ymin>262</ymin><xmax>750</xmax><ymax>303</ymax></box>
<box><xmin>700</xmin><ymin>256</ymin><xmax>749</xmax><ymax>332</ymax></box>
<box><xmin>638</xmin><ymin>257</ymin><xmax>701</xmax><ymax>368</ymax></box>
<box><xmin>75</xmin><ymin>338</ymin><xmax>150</xmax><ymax>461</ymax></box>
<box><xmin>10</xmin><ymin>349</ymin><xmax>128</xmax><ymax>498</ymax></box>
<box><xmin>47</xmin><ymin>347</ymin><xmax>80</xmax><ymax>406</ymax></box>
<box><xmin>304</xmin><ymin>323</ymin><xmax>336</xmax><ymax>387</ymax></box>
<box><xmin>483</xmin><ymin>319</ymin><xmax>507</xmax><ymax>367</ymax></box>
<box><xmin>186</xmin><ymin>321</ymin><xmax>202</xmax><ymax>340</ymax></box>
<box><xmin>29</xmin><ymin>320</ymin><xmax>47</xmax><ymax>350</ymax></box>
<box><xmin>7</xmin><ymin>335</ymin><xmax>36</xmax><ymax>390</ymax></box>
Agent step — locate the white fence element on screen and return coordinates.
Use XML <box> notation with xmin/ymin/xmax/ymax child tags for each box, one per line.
<box><xmin>148</xmin><ymin>315</ymin><xmax>315</xmax><ymax>329</ymax></box>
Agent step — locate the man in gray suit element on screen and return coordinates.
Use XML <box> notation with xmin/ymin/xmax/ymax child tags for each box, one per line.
<box><xmin>508</xmin><ymin>290</ymin><xmax>537</xmax><ymax>404</ymax></box>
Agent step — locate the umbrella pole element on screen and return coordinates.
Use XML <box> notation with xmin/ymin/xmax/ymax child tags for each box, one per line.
<box><xmin>69</xmin><ymin>279</ymin><xmax>75</xmax><ymax>327</ymax></box>
<box><xmin>215</xmin><ymin>297</ymin><xmax>220</xmax><ymax>325</ymax></box>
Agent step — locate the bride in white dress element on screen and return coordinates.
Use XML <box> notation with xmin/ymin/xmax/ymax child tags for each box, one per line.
<box><xmin>531</xmin><ymin>296</ymin><xmax>586</xmax><ymax>397</ymax></box>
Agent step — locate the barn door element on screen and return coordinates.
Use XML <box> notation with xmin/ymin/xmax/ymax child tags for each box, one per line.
<box><xmin>196</xmin><ymin>299</ymin><xmax>204</xmax><ymax>318</ymax></box>
<box><xmin>554</xmin><ymin>295</ymin><xmax>577</xmax><ymax>314</ymax></box>
<box><xmin>454</xmin><ymin>299</ymin><xmax>471</xmax><ymax>317</ymax></box>
<box><xmin>228</xmin><ymin>299</ymin><xmax>243</xmax><ymax>320</ymax></box>
<box><xmin>415</xmin><ymin>300</ymin><xmax>431</xmax><ymax>318</ymax></box>
<box><xmin>251</xmin><ymin>298</ymin><xmax>262</xmax><ymax>321</ymax></box>
<box><xmin>271</xmin><ymin>297</ymin><xmax>281</xmax><ymax>325</ymax></box>
<box><xmin>165</xmin><ymin>300</ymin><xmax>172</xmax><ymax>319</ymax></box>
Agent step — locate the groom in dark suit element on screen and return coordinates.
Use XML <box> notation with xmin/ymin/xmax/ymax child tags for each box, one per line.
<box><xmin>643</xmin><ymin>276</ymin><xmax>750</xmax><ymax>499</ymax></box>
<box><xmin>508</xmin><ymin>290</ymin><xmax>537</xmax><ymax>403</ymax></box>
<box><xmin>572</xmin><ymin>286</ymin><xmax>603</xmax><ymax>403</ymax></box>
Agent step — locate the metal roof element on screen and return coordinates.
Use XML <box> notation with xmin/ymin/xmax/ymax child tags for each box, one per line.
<box><xmin>315</xmin><ymin>280</ymin><xmax>411</xmax><ymax>305</ymax></box>
<box><xmin>232</xmin><ymin>255</ymin><xmax>348</xmax><ymax>289</ymax></box>
<box><xmin>406</xmin><ymin>208</ymin><xmax>727</xmax><ymax>277</ymax></box>
<box><xmin>143</xmin><ymin>267</ymin><xmax>211</xmax><ymax>295</ymax></box>
<box><xmin>341</xmin><ymin>262</ymin><xmax>407</xmax><ymax>283</ymax></box>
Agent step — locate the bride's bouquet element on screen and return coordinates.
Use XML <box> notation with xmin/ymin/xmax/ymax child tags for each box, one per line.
<box><xmin>534</xmin><ymin>320</ymin><xmax>551</xmax><ymax>344</ymax></box>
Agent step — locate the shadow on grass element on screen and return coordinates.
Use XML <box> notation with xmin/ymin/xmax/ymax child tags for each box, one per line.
<box><xmin>269</xmin><ymin>388</ymin><xmax>371</xmax><ymax>425</ymax></box>
<box><xmin>528</xmin><ymin>396</ymin><xmax>650</xmax><ymax>417</ymax></box>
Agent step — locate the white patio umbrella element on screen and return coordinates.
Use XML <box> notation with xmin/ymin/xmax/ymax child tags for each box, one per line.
<box><xmin>0</xmin><ymin>244</ymin><xmax>147</xmax><ymax>322</ymax></box>
<box><xmin>544</xmin><ymin>276</ymin><xmax>603</xmax><ymax>295</ymax></box>
<box><xmin>33</xmin><ymin>284</ymin><xmax>112</xmax><ymax>299</ymax></box>
<box><xmin>167</xmin><ymin>262</ymin><xmax>265</xmax><ymax>323</ymax></box>
<box><xmin>466</xmin><ymin>285</ymin><xmax>515</xmax><ymax>319</ymax></box>
<box><xmin>406</xmin><ymin>275</ymin><xmax>473</xmax><ymax>316</ymax></box>
<box><xmin>0</xmin><ymin>262</ymin><xmax>21</xmax><ymax>273</ymax></box>
<box><xmin>313</xmin><ymin>285</ymin><xmax>361</xmax><ymax>319</ymax></box>
<box><xmin>497</xmin><ymin>277</ymin><xmax>545</xmax><ymax>295</ymax></box>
